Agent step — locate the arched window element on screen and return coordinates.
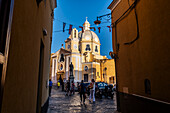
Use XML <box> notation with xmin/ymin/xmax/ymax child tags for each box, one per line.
<box><xmin>84</xmin><ymin>66</ymin><xmax>88</xmax><ymax>71</ymax></box>
<box><xmin>144</xmin><ymin>79</ymin><xmax>151</xmax><ymax>94</ymax></box>
<box><xmin>85</xmin><ymin>44</ymin><xmax>91</xmax><ymax>51</ymax></box>
<box><xmin>60</xmin><ymin>54</ymin><xmax>64</xmax><ymax>62</ymax></box>
<box><xmin>74</xmin><ymin>30</ymin><xmax>76</xmax><ymax>38</ymax></box>
<box><xmin>95</xmin><ymin>45</ymin><xmax>98</xmax><ymax>52</ymax></box>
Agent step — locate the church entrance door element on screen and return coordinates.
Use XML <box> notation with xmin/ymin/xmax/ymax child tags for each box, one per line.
<box><xmin>84</xmin><ymin>74</ymin><xmax>88</xmax><ymax>82</ymax></box>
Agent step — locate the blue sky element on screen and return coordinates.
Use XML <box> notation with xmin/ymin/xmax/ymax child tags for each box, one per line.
<box><xmin>52</xmin><ymin>0</ymin><xmax>113</xmax><ymax>59</ymax></box>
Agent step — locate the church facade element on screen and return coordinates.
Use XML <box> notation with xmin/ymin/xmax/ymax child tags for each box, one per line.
<box><xmin>51</xmin><ymin>19</ymin><xmax>116</xmax><ymax>85</ymax></box>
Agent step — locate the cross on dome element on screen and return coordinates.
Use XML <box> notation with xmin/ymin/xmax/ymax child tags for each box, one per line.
<box><xmin>83</xmin><ymin>17</ymin><xmax>90</xmax><ymax>30</ymax></box>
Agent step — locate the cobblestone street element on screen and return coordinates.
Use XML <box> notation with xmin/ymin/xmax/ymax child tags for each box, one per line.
<box><xmin>48</xmin><ymin>87</ymin><xmax>118</xmax><ymax>113</ymax></box>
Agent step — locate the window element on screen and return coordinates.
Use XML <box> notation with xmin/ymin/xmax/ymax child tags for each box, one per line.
<box><xmin>84</xmin><ymin>66</ymin><xmax>88</xmax><ymax>71</ymax></box>
<box><xmin>97</xmin><ymin>72</ymin><xmax>100</xmax><ymax>78</ymax></box>
<box><xmin>67</xmin><ymin>45</ymin><xmax>70</xmax><ymax>49</ymax></box>
<box><xmin>95</xmin><ymin>46</ymin><xmax>98</xmax><ymax>52</ymax></box>
<box><xmin>60</xmin><ymin>54</ymin><xmax>64</xmax><ymax>62</ymax></box>
<box><xmin>74</xmin><ymin>30</ymin><xmax>76</xmax><ymax>38</ymax></box>
<box><xmin>85</xmin><ymin>44</ymin><xmax>91</xmax><ymax>51</ymax></box>
<box><xmin>109</xmin><ymin>77</ymin><xmax>114</xmax><ymax>84</ymax></box>
<box><xmin>144</xmin><ymin>79</ymin><xmax>151</xmax><ymax>94</ymax></box>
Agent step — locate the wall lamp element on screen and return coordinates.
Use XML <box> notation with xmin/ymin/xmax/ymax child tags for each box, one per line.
<box><xmin>43</xmin><ymin>28</ymin><xmax>47</xmax><ymax>36</ymax></box>
<box><xmin>94</xmin><ymin>13</ymin><xmax>111</xmax><ymax>26</ymax></box>
<box><xmin>109</xmin><ymin>51</ymin><xmax>118</xmax><ymax>59</ymax></box>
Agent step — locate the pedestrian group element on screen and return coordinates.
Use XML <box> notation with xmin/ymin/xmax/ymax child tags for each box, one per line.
<box><xmin>49</xmin><ymin>78</ymin><xmax>96</xmax><ymax>105</ymax></box>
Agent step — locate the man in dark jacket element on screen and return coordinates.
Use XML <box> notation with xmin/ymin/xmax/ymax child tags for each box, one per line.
<box><xmin>49</xmin><ymin>79</ymin><xmax>53</xmax><ymax>96</ymax></box>
<box><xmin>80</xmin><ymin>80</ymin><xmax>86</xmax><ymax>105</ymax></box>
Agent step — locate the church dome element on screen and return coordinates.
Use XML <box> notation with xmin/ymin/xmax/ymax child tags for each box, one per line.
<box><xmin>78</xmin><ymin>18</ymin><xmax>100</xmax><ymax>43</ymax></box>
<box><xmin>78</xmin><ymin>30</ymin><xmax>100</xmax><ymax>43</ymax></box>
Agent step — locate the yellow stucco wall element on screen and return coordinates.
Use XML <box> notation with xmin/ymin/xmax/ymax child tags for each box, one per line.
<box><xmin>65</xmin><ymin>41</ymin><xmax>71</xmax><ymax>51</ymax></box>
<box><xmin>93</xmin><ymin>63</ymin><xmax>101</xmax><ymax>82</ymax></box>
<box><xmin>1</xmin><ymin>0</ymin><xmax>55</xmax><ymax>113</ymax></box>
<box><xmin>111</xmin><ymin>0</ymin><xmax>170</xmax><ymax>102</ymax></box>
<box><xmin>93</xmin><ymin>43</ymin><xmax>100</xmax><ymax>55</ymax></box>
<box><xmin>80</xmin><ymin>42</ymin><xmax>100</xmax><ymax>55</ymax></box>
<box><xmin>103</xmin><ymin>59</ymin><xmax>116</xmax><ymax>84</ymax></box>
<box><xmin>82</xmin><ymin>63</ymin><xmax>93</xmax><ymax>82</ymax></box>
<box><xmin>81</xmin><ymin>42</ymin><xmax>92</xmax><ymax>53</ymax></box>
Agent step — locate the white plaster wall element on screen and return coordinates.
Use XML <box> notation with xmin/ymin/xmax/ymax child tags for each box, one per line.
<box><xmin>79</xmin><ymin>71</ymin><xmax>82</xmax><ymax>82</ymax></box>
<box><xmin>51</xmin><ymin>58</ymin><xmax>55</xmax><ymax>82</ymax></box>
<box><xmin>51</xmin><ymin>58</ymin><xmax>57</xmax><ymax>84</ymax></box>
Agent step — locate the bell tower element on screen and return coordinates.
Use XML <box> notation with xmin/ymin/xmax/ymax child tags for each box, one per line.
<box><xmin>71</xmin><ymin>28</ymin><xmax>79</xmax><ymax>53</ymax></box>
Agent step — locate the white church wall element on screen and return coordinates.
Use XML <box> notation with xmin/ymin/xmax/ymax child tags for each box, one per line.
<box><xmin>79</xmin><ymin>71</ymin><xmax>82</xmax><ymax>82</ymax></box>
<box><xmin>51</xmin><ymin>58</ymin><xmax>55</xmax><ymax>82</ymax></box>
<box><xmin>52</xmin><ymin>58</ymin><xmax>57</xmax><ymax>84</ymax></box>
<box><xmin>66</xmin><ymin>56</ymin><xmax>71</xmax><ymax>80</ymax></box>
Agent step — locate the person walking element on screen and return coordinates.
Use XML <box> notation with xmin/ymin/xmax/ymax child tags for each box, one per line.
<box><xmin>89</xmin><ymin>79</ymin><xmax>95</xmax><ymax>103</ymax></box>
<box><xmin>61</xmin><ymin>79</ymin><xmax>64</xmax><ymax>91</ymax></box>
<box><xmin>57</xmin><ymin>81</ymin><xmax>60</xmax><ymax>89</ymax></box>
<box><xmin>66</xmin><ymin>80</ymin><xmax>70</xmax><ymax>96</ymax></box>
<box><xmin>80</xmin><ymin>80</ymin><xmax>86</xmax><ymax>105</ymax></box>
<box><xmin>49</xmin><ymin>79</ymin><xmax>53</xmax><ymax>96</ymax></box>
<box><xmin>71</xmin><ymin>81</ymin><xmax>75</xmax><ymax>95</ymax></box>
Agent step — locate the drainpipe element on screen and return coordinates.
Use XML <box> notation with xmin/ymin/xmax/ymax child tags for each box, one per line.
<box><xmin>114</xmin><ymin>22</ymin><xmax>121</xmax><ymax>112</ymax></box>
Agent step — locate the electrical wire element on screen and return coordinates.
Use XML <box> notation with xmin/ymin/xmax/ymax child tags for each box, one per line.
<box><xmin>124</xmin><ymin>5</ymin><xmax>139</xmax><ymax>45</ymax></box>
<box><xmin>112</xmin><ymin>0</ymin><xmax>139</xmax><ymax>47</ymax></box>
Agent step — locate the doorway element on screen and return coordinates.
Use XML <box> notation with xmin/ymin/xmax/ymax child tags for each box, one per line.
<box><xmin>36</xmin><ymin>40</ymin><xmax>44</xmax><ymax>113</ymax></box>
<box><xmin>84</xmin><ymin>74</ymin><xmax>88</xmax><ymax>82</ymax></box>
<box><xmin>0</xmin><ymin>0</ymin><xmax>14</xmax><ymax>111</ymax></box>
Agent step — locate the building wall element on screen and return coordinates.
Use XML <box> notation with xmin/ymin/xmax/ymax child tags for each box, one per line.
<box><xmin>92</xmin><ymin>42</ymin><xmax>100</xmax><ymax>55</ymax></box>
<box><xmin>1</xmin><ymin>0</ymin><xmax>55</xmax><ymax>113</ymax></box>
<box><xmin>51</xmin><ymin>56</ymin><xmax>57</xmax><ymax>84</ymax></box>
<box><xmin>94</xmin><ymin>63</ymin><xmax>101</xmax><ymax>82</ymax></box>
<box><xmin>109</xmin><ymin>0</ymin><xmax>170</xmax><ymax>112</ymax></box>
<box><xmin>71</xmin><ymin>54</ymin><xmax>80</xmax><ymax>82</ymax></box>
<box><xmin>103</xmin><ymin>59</ymin><xmax>115</xmax><ymax>84</ymax></box>
<box><xmin>81</xmin><ymin>42</ymin><xmax>92</xmax><ymax>54</ymax></box>
<box><xmin>65</xmin><ymin>41</ymin><xmax>71</xmax><ymax>51</ymax></box>
<box><xmin>82</xmin><ymin>63</ymin><xmax>94</xmax><ymax>82</ymax></box>
<box><xmin>49</xmin><ymin>53</ymin><xmax>54</xmax><ymax>79</ymax></box>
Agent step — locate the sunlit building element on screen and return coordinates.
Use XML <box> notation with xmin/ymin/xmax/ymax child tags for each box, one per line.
<box><xmin>51</xmin><ymin>19</ymin><xmax>116</xmax><ymax>85</ymax></box>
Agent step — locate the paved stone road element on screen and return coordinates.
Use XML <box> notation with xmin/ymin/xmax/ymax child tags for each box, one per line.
<box><xmin>48</xmin><ymin>86</ymin><xmax>118</xmax><ymax>113</ymax></box>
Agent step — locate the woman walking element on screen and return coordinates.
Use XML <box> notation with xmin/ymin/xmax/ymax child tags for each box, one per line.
<box><xmin>89</xmin><ymin>79</ymin><xmax>95</xmax><ymax>103</ymax></box>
